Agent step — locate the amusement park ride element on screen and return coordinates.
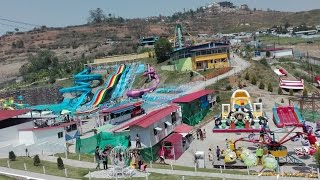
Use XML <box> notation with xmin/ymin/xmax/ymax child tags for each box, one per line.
<box><xmin>213</xmin><ymin>89</ymin><xmax>267</xmax><ymax>133</ymax></box>
<box><xmin>0</xmin><ymin>96</ymin><xmax>28</xmax><ymax>110</ymax></box>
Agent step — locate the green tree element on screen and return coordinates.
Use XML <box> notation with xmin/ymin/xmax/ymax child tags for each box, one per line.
<box><xmin>154</xmin><ymin>38</ymin><xmax>172</xmax><ymax>63</ymax></box>
<box><xmin>88</xmin><ymin>8</ymin><xmax>106</xmax><ymax>23</ymax></box>
<box><xmin>216</xmin><ymin>96</ymin><xmax>221</xmax><ymax>103</ymax></box>
<box><xmin>251</xmin><ymin>76</ymin><xmax>257</xmax><ymax>85</ymax></box>
<box><xmin>33</xmin><ymin>155</ymin><xmax>41</xmax><ymax>166</ymax></box>
<box><xmin>314</xmin><ymin>149</ymin><xmax>320</xmax><ymax>168</ymax></box>
<box><xmin>289</xmin><ymin>89</ymin><xmax>294</xmax><ymax>96</ymax></box>
<box><xmin>57</xmin><ymin>157</ymin><xmax>64</xmax><ymax>170</ymax></box>
<box><xmin>303</xmin><ymin>88</ymin><xmax>308</xmax><ymax>97</ymax></box>
<box><xmin>278</xmin><ymin>87</ymin><xmax>283</xmax><ymax>95</ymax></box>
<box><xmin>9</xmin><ymin>151</ymin><xmax>16</xmax><ymax>161</ymax></box>
<box><xmin>266</xmin><ymin>51</ymin><xmax>271</xmax><ymax>57</ymax></box>
<box><xmin>259</xmin><ymin>81</ymin><xmax>265</xmax><ymax>89</ymax></box>
<box><xmin>267</xmin><ymin>82</ymin><xmax>273</xmax><ymax>92</ymax></box>
<box><xmin>244</xmin><ymin>71</ymin><xmax>250</xmax><ymax>80</ymax></box>
<box><xmin>226</xmin><ymin>84</ymin><xmax>232</xmax><ymax>90</ymax></box>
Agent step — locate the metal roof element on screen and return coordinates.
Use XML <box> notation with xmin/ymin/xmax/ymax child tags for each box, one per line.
<box><xmin>172</xmin><ymin>90</ymin><xmax>214</xmax><ymax>103</ymax></box>
<box><xmin>0</xmin><ymin>109</ymin><xmax>30</xmax><ymax>122</ymax></box>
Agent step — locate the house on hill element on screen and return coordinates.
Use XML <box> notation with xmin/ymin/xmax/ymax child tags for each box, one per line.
<box><xmin>172</xmin><ymin>90</ymin><xmax>216</xmax><ymax>126</ymax></box>
<box><xmin>171</xmin><ymin>41</ymin><xmax>230</xmax><ymax>71</ymax></box>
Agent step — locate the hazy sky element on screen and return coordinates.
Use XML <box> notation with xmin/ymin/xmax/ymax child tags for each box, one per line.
<box><xmin>0</xmin><ymin>0</ymin><xmax>319</xmax><ymax>35</ymax></box>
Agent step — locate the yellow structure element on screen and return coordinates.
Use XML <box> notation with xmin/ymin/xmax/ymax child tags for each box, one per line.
<box><xmin>170</xmin><ymin>41</ymin><xmax>230</xmax><ymax>71</ymax></box>
<box><xmin>192</xmin><ymin>53</ymin><xmax>229</xmax><ymax>70</ymax></box>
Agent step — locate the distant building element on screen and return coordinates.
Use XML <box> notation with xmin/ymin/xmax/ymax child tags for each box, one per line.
<box><xmin>139</xmin><ymin>36</ymin><xmax>160</xmax><ymax>46</ymax></box>
<box><xmin>218</xmin><ymin>1</ymin><xmax>235</xmax><ymax>8</ymax></box>
<box><xmin>240</xmin><ymin>4</ymin><xmax>249</xmax><ymax>10</ymax></box>
<box><xmin>171</xmin><ymin>41</ymin><xmax>230</xmax><ymax>71</ymax></box>
<box><xmin>261</xmin><ymin>48</ymin><xmax>293</xmax><ymax>58</ymax></box>
<box><xmin>294</xmin><ymin>30</ymin><xmax>318</xmax><ymax>36</ymax></box>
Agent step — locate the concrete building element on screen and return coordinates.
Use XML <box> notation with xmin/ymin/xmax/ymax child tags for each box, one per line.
<box><xmin>0</xmin><ymin>110</ymin><xmax>79</xmax><ymax>156</ymax></box>
<box><xmin>114</xmin><ymin>104</ymin><xmax>183</xmax><ymax>148</ymax></box>
<box><xmin>262</xmin><ymin>48</ymin><xmax>293</xmax><ymax>58</ymax></box>
<box><xmin>171</xmin><ymin>41</ymin><xmax>230</xmax><ymax>71</ymax></box>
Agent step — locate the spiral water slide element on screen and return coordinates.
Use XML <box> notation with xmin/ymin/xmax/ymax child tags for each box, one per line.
<box><xmin>126</xmin><ymin>64</ymin><xmax>160</xmax><ymax>98</ymax></box>
<box><xmin>89</xmin><ymin>65</ymin><xmax>125</xmax><ymax>107</ymax></box>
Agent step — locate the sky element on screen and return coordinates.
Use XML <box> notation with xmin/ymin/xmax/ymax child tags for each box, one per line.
<box><xmin>0</xmin><ymin>0</ymin><xmax>319</xmax><ymax>35</ymax></box>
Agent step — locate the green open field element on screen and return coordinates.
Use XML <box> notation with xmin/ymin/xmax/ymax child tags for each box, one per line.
<box><xmin>257</xmin><ymin>35</ymin><xmax>320</xmax><ymax>45</ymax></box>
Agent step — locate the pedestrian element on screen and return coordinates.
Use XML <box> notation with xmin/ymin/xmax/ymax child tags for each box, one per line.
<box><xmin>203</xmin><ymin>129</ymin><xmax>206</xmax><ymax>139</ymax></box>
<box><xmin>225</xmin><ymin>139</ymin><xmax>229</xmax><ymax>149</ymax></box>
<box><xmin>95</xmin><ymin>146</ymin><xmax>101</xmax><ymax>169</ymax></box>
<box><xmin>216</xmin><ymin>146</ymin><xmax>221</xmax><ymax>161</ymax></box>
<box><xmin>102</xmin><ymin>146</ymin><xmax>109</xmax><ymax>169</ymax></box>
<box><xmin>136</xmin><ymin>134</ymin><xmax>141</xmax><ymax>148</ymax></box>
<box><xmin>208</xmin><ymin>148</ymin><xmax>213</xmax><ymax>161</ymax></box>
<box><xmin>199</xmin><ymin>129</ymin><xmax>203</xmax><ymax>140</ymax></box>
<box><xmin>196</xmin><ymin>129</ymin><xmax>199</xmax><ymax>140</ymax></box>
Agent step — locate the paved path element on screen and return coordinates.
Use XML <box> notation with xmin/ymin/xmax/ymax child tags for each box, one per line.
<box><xmin>186</xmin><ymin>54</ymin><xmax>250</xmax><ymax>93</ymax></box>
<box><xmin>0</xmin><ymin>167</ymin><xmax>76</xmax><ymax>180</ymax></box>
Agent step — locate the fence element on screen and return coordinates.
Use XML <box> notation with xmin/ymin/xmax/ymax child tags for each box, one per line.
<box><xmin>0</xmin><ymin>141</ymin><xmax>65</xmax><ymax>157</ymax></box>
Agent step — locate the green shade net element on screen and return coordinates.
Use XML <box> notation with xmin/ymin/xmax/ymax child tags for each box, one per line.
<box><xmin>139</xmin><ymin>143</ymin><xmax>162</xmax><ymax>162</ymax></box>
<box><xmin>95</xmin><ymin>124</ymin><xmax>114</xmax><ymax>133</ymax></box>
<box><xmin>76</xmin><ymin>131</ymin><xmax>129</xmax><ymax>154</ymax></box>
<box><xmin>177</xmin><ymin>96</ymin><xmax>210</xmax><ymax>126</ymax></box>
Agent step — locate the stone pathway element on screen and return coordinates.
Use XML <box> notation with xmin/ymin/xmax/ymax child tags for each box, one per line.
<box><xmin>0</xmin><ymin>166</ymin><xmax>76</xmax><ymax>180</ymax></box>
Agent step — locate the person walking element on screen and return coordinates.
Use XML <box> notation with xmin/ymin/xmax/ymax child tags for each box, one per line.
<box><xmin>196</xmin><ymin>129</ymin><xmax>200</xmax><ymax>140</ymax></box>
<box><xmin>95</xmin><ymin>146</ymin><xmax>101</xmax><ymax>169</ymax></box>
<box><xmin>216</xmin><ymin>146</ymin><xmax>221</xmax><ymax>161</ymax></box>
<box><xmin>199</xmin><ymin>129</ymin><xmax>203</xmax><ymax>141</ymax></box>
<box><xmin>136</xmin><ymin>134</ymin><xmax>141</xmax><ymax>148</ymax></box>
<box><xmin>102</xmin><ymin>146</ymin><xmax>109</xmax><ymax>169</ymax></box>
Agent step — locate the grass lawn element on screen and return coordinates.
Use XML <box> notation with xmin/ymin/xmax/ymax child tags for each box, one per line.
<box><xmin>132</xmin><ymin>58</ymin><xmax>192</xmax><ymax>89</ymax></box>
<box><xmin>56</xmin><ymin>78</ymin><xmax>74</xmax><ymax>88</ymax></box>
<box><xmin>0</xmin><ymin>175</ymin><xmax>15</xmax><ymax>180</ymax></box>
<box><xmin>55</xmin><ymin>152</ymin><xmax>95</xmax><ymax>163</ymax></box>
<box><xmin>0</xmin><ymin>157</ymin><xmax>92</xmax><ymax>179</ymax></box>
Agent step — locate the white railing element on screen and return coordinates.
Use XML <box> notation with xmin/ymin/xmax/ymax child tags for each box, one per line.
<box><xmin>0</xmin><ymin>171</ymin><xmax>45</xmax><ymax>180</ymax></box>
<box><xmin>0</xmin><ymin>141</ymin><xmax>65</xmax><ymax>157</ymax></box>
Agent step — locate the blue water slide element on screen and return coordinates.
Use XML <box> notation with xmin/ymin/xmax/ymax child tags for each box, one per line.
<box><xmin>273</xmin><ymin>107</ymin><xmax>281</xmax><ymax>125</ymax></box>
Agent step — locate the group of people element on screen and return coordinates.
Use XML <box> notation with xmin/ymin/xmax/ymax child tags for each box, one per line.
<box><xmin>130</xmin><ymin>150</ymin><xmax>147</xmax><ymax>171</ymax></box>
<box><xmin>196</xmin><ymin>128</ymin><xmax>206</xmax><ymax>140</ymax></box>
<box><xmin>95</xmin><ymin>145</ymin><xmax>111</xmax><ymax>170</ymax></box>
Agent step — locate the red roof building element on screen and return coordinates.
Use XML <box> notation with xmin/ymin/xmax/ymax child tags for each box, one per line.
<box><xmin>117</xmin><ymin>104</ymin><xmax>182</xmax><ymax>148</ymax></box>
<box><xmin>173</xmin><ymin>90</ymin><xmax>214</xmax><ymax>103</ymax></box>
<box><xmin>0</xmin><ymin>109</ymin><xmax>30</xmax><ymax>122</ymax></box>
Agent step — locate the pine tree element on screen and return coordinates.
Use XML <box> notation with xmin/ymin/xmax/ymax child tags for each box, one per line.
<box><xmin>259</xmin><ymin>81</ymin><xmax>265</xmax><ymax>89</ymax></box>
<box><xmin>9</xmin><ymin>151</ymin><xmax>16</xmax><ymax>161</ymax></box>
<box><xmin>267</xmin><ymin>82</ymin><xmax>273</xmax><ymax>92</ymax></box>
<box><xmin>34</xmin><ymin>155</ymin><xmax>41</xmax><ymax>166</ymax></box>
<box><xmin>216</xmin><ymin>96</ymin><xmax>221</xmax><ymax>103</ymax></box>
<box><xmin>57</xmin><ymin>157</ymin><xmax>64</xmax><ymax>170</ymax></box>
<box><xmin>303</xmin><ymin>88</ymin><xmax>308</xmax><ymax>97</ymax></box>
<box><xmin>289</xmin><ymin>89</ymin><xmax>294</xmax><ymax>96</ymax></box>
<box><xmin>245</xmin><ymin>71</ymin><xmax>250</xmax><ymax>80</ymax></box>
<box><xmin>251</xmin><ymin>76</ymin><xmax>257</xmax><ymax>85</ymax></box>
<box><xmin>278</xmin><ymin>87</ymin><xmax>283</xmax><ymax>95</ymax></box>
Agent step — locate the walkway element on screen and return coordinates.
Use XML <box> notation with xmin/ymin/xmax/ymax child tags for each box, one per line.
<box><xmin>0</xmin><ymin>167</ymin><xmax>76</xmax><ymax>180</ymax></box>
<box><xmin>186</xmin><ymin>54</ymin><xmax>250</xmax><ymax>94</ymax></box>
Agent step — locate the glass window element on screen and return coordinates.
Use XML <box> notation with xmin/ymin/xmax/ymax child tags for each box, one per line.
<box><xmin>171</xmin><ymin>112</ymin><xmax>177</xmax><ymax>124</ymax></box>
<box><xmin>154</xmin><ymin>129</ymin><xmax>158</xmax><ymax>135</ymax></box>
